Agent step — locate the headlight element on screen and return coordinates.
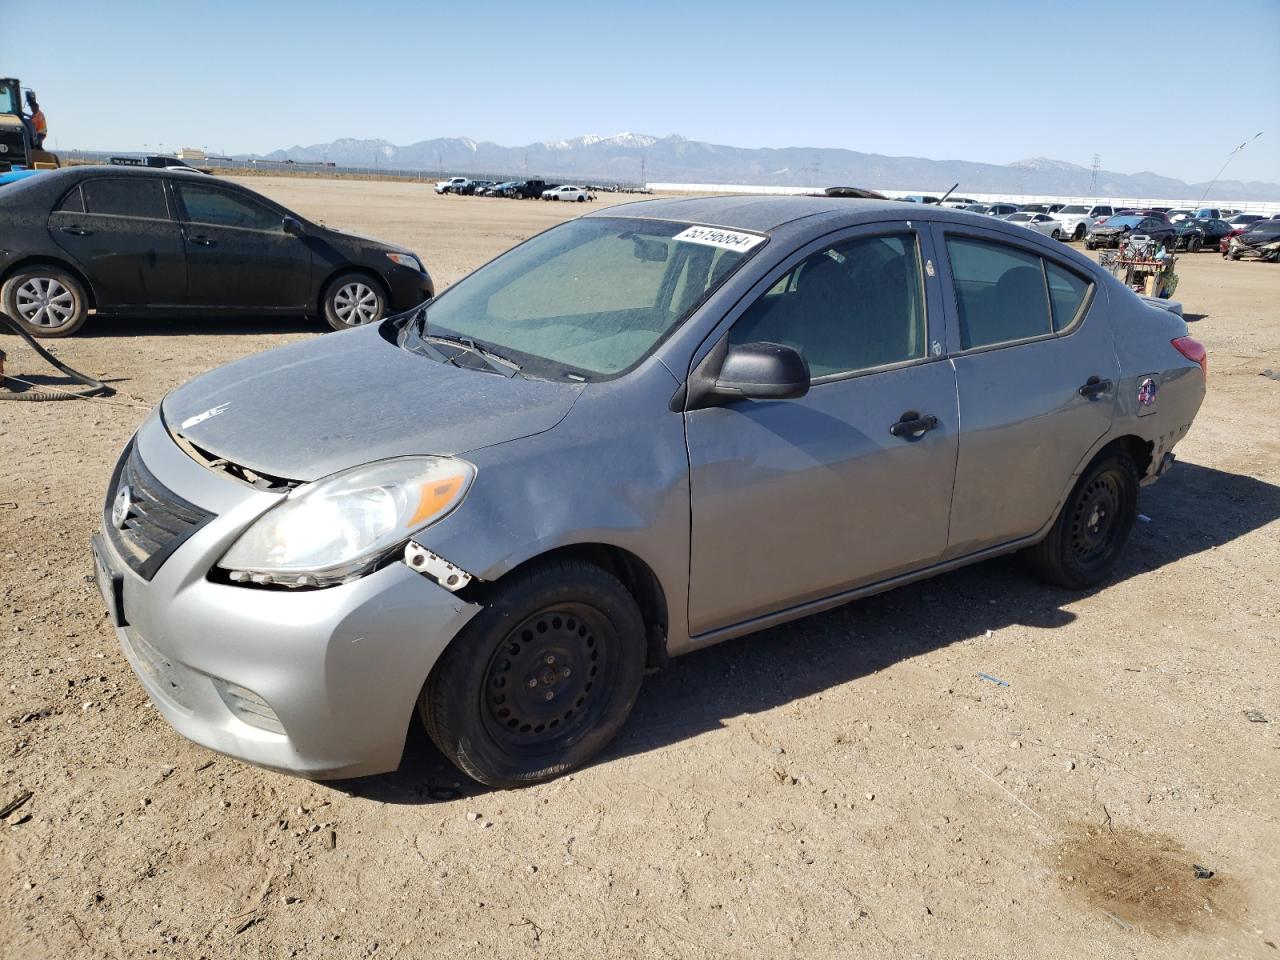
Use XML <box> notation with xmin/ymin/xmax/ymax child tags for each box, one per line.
<box><xmin>386</xmin><ymin>252</ymin><xmax>423</xmax><ymax>271</ymax></box>
<box><xmin>218</xmin><ymin>457</ymin><xmax>474</xmax><ymax>587</ymax></box>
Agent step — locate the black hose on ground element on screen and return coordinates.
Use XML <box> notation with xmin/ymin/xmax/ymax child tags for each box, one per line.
<box><xmin>0</xmin><ymin>310</ymin><xmax>111</xmax><ymax>401</ymax></box>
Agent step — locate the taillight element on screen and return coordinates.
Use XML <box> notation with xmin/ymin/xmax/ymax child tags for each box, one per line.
<box><xmin>1172</xmin><ymin>336</ymin><xmax>1207</xmax><ymax>381</ymax></box>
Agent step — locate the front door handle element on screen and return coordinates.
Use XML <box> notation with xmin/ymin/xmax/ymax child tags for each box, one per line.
<box><xmin>1078</xmin><ymin>376</ymin><xmax>1112</xmax><ymax>398</ymax></box>
<box><xmin>188</xmin><ymin>235</ymin><xmax>215</xmax><ymax>246</ymax></box>
<box><xmin>60</xmin><ymin>225</ymin><xmax>92</xmax><ymax>236</ymax></box>
<box><xmin>889</xmin><ymin>410</ymin><xmax>939</xmax><ymax>439</ymax></box>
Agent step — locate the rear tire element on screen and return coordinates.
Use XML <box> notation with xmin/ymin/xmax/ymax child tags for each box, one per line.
<box><xmin>1051</xmin><ymin>229</ymin><xmax>1062</xmax><ymax>241</ymax></box>
<box><xmin>1024</xmin><ymin>450</ymin><xmax>1139</xmax><ymax>590</ymax></box>
<box><xmin>1</xmin><ymin>266</ymin><xmax>89</xmax><ymax>338</ymax></box>
<box><xmin>321</xmin><ymin>272</ymin><xmax>387</xmax><ymax>331</ymax></box>
<box><xmin>420</xmin><ymin>558</ymin><xmax>647</xmax><ymax>788</ymax></box>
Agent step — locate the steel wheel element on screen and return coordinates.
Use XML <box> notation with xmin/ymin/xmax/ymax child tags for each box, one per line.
<box><xmin>480</xmin><ymin>602</ymin><xmax>618</xmax><ymax>753</ymax></box>
<box><xmin>15</xmin><ymin>276</ymin><xmax>76</xmax><ymax>330</ymax></box>
<box><xmin>1069</xmin><ymin>471</ymin><xmax>1122</xmax><ymax>564</ymax></box>
<box><xmin>332</xmin><ymin>282</ymin><xmax>380</xmax><ymax>325</ymax></box>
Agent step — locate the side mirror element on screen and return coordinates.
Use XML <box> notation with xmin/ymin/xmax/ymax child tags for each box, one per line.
<box><xmin>712</xmin><ymin>342</ymin><xmax>810</xmax><ymax>401</ymax></box>
<box><xmin>282</xmin><ymin>216</ymin><xmax>304</xmax><ymax>236</ymax></box>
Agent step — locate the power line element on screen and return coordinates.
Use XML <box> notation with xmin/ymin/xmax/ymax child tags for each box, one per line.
<box><xmin>1197</xmin><ymin>132</ymin><xmax>1263</xmax><ymax>206</ymax></box>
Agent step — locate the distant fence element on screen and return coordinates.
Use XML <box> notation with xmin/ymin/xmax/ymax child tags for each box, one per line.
<box><xmin>58</xmin><ymin>150</ymin><xmax>647</xmax><ymax>191</ymax></box>
<box><xmin>648</xmin><ymin>182</ymin><xmax>1279</xmax><ymax>214</ymax></box>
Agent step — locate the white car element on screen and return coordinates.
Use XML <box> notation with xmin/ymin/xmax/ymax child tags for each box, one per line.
<box><xmin>1003</xmin><ymin>211</ymin><xmax>1065</xmax><ymax>240</ymax></box>
<box><xmin>1054</xmin><ymin>203</ymin><xmax>1116</xmax><ymax>241</ymax></box>
<box><xmin>542</xmin><ymin>184</ymin><xmax>591</xmax><ymax>202</ymax></box>
<box><xmin>435</xmin><ymin>177</ymin><xmax>469</xmax><ymax>195</ymax></box>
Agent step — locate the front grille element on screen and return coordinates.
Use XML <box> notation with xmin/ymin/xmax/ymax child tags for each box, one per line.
<box><xmin>105</xmin><ymin>442</ymin><xmax>213</xmax><ymax>580</ymax></box>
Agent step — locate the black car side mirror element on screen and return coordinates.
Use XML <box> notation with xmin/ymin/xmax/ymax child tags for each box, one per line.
<box><xmin>712</xmin><ymin>342</ymin><xmax>810</xmax><ymax>400</ymax></box>
<box><xmin>282</xmin><ymin>216</ymin><xmax>304</xmax><ymax>237</ymax></box>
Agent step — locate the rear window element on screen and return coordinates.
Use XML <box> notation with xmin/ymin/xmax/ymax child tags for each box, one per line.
<box><xmin>82</xmin><ymin>178</ymin><xmax>169</xmax><ymax>219</ymax></box>
<box><xmin>55</xmin><ymin>186</ymin><xmax>84</xmax><ymax>213</ymax></box>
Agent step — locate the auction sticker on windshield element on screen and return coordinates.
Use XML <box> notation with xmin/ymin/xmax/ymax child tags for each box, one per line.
<box><xmin>673</xmin><ymin>226</ymin><xmax>766</xmax><ymax>252</ymax></box>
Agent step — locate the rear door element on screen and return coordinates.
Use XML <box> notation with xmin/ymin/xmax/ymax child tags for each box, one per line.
<box><xmin>47</xmin><ymin>176</ymin><xmax>187</xmax><ymax>308</ymax></box>
<box><xmin>685</xmin><ymin>224</ymin><xmax>958</xmax><ymax>636</ymax></box>
<box><xmin>171</xmin><ymin>179</ymin><xmax>312</xmax><ymax>310</ymax></box>
<box><xmin>934</xmin><ymin>226</ymin><xmax>1117</xmax><ymax>558</ymax></box>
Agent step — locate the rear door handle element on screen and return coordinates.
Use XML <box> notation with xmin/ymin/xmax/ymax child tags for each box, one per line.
<box><xmin>60</xmin><ymin>226</ymin><xmax>92</xmax><ymax>236</ymax></box>
<box><xmin>188</xmin><ymin>235</ymin><xmax>215</xmax><ymax>246</ymax></box>
<box><xmin>889</xmin><ymin>411</ymin><xmax>939</xmax><ymax>439</ymax></box>
<box><xmin>1078</xmin><ymin>376</ymin><xmax>1112</xmax><ymax>398</ymax></box>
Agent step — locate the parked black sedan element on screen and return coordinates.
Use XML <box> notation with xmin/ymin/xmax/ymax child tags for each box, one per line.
<box><xmin>0</xmin><ymin>167</ymin><xmax>433</xmax><ymax>337</ymax></box>
<box><xmin>1173</xmin><ymin>217</ymin><xmax>1233</xmax><ymax>252</ymax></box>
<box><xmin>1084</xmin><ymin>214</ymin><xmax>1177</xmax><ymax>250</ymax></box>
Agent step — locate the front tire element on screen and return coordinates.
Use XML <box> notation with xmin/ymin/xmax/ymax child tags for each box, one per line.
<box><xmin>420</xmin><ymin>559</ymin><xmax>647</xmax><ymax>788</ymax></box>
<box><xmin>1</xmin><ymin>266</ymin><xmax>89</xmax><ymax>338</ymax></box>
<box><xmin>1073</xmin><ymin>224</ymin><xmax>1086</xmax><ymax>241</ymax></box>
<box><xmin>1024</xmin><ymin>450</ymin><xmax>1139</xmax><ymax>589</ymax></box>
<box><xmin>322</xmin><ymin>272</ymin><xmax>387</xmax><ymax>331</ymax></box>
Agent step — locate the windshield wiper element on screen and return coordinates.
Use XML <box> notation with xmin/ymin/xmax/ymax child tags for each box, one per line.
<box><xmin>426</xmin><ymin>334</ymin><xmax>521</xmax><ymax>378</ymax></box>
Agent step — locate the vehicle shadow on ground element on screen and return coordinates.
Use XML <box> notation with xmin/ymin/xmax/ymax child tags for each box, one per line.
<box><xmin>337</xmin><ymin>460</ymin><xmax>1280</xmax><ymax>804</ymax></box>
<box><xmin>81</xmin><ymin>314</ymin><xmax>329</xmax><ymax>337</ymax></box>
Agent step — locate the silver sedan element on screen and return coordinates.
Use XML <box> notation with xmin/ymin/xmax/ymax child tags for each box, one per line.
<box><xmin>94</xmin><ymin>198</ymin><xmax>1206</xmax><ymax>787</ymax></box>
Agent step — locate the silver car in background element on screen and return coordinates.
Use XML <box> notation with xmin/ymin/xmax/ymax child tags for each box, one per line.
<box><xmin>93</xmin><ymin>197</ymin><xmax>1207</xmax><ymax>787</ymax></box>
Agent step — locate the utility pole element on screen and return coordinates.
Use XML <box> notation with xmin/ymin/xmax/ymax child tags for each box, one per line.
<box><xmin>1089</xmin><ymin>154</ymin><xmax>1101</xmax><ymax>196</ymax></box>
<box><xmin>640</xmin><ymin>152</ymin><xmax>646</xmax><ymax>188</ymax></box>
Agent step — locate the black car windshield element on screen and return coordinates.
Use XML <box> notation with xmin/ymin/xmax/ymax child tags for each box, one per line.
<box><xmin>405</xmin><ymin>217</ymin><xmax>764</xmax><ymax>378</ymax></box>
<box><xmin>1105</xmin><ymin>216</ymin><xmax>1142</xmax><ymax>228</ymax></box>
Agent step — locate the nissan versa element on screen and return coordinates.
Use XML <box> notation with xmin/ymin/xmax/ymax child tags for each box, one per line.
<box><xmin>92</xmin><ymin>198</ymin><xmax>1206</xmax><ymax>787</ymax></box>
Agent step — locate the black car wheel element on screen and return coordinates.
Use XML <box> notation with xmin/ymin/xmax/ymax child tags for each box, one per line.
<box><xmin>1</xmin><ymin>266</ymin><xmax>89</xmax><ymax>338</ymax></box>
<box><xmin>1024</xmin><ymin>449</ymin><xmax>1139</xmax><ymax>590</ymax></box>
<box><xmin>322</xmin><ymin>272</ymin><xmax>387</xmax><ymax>331</ymax></box>
<box><xmin>419</xmin><ymin>558</ymin><xmax>647</xmax><ymax>788</ymax></box>
<box><xmin>1188</xmin><ymin>236</ymin><xmax>1203</xmax><ymax>252</ymax></box>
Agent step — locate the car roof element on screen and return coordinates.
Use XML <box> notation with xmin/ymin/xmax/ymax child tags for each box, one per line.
<box><xmin>593</xmin><ymin>195</ymin><xmax>932</xmax><ymax>233</ymax></box>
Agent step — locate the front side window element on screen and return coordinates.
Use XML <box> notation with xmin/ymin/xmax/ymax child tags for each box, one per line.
<box><xmin>175</xmin><ymin>183</ymin><xmax>283</xmax><ymax>231</ymax></box>
<box><xmin>407</xmin><ymin>217</ymin><xmax>761</xmax><ymax>377</ymax></box>
<box><xmin>82</xmin><ymin>178</ymin><xmax>169</xmax><ymax>219</ymax></box>
<box><xmin>729</xmin><ymin>233</ymin><xmax>926</xmax><ymax>379</ymax></box>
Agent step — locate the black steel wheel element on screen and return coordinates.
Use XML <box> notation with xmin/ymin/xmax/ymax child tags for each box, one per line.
<box><xmin>1024</xmin><ymin>450</ymin><xmax>1139</xmax><ymax>589</ymax></box>
<box><xmin>420</xmin><ymin>558</ymin><xmax>647</xmax><ymax>787</ymax></box>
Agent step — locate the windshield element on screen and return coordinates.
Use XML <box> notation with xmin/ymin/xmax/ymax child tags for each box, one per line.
<box><xmin>0</xmin><ymin>82</ymin><xmax>17</xmax><ymax>115</ymax></box>
<box><xmin>1105</xmin><ymin>215</ymin><xmax>1142</xmax><ymax>228</ymax></box>
<box><xmin>404</xmin><ymin>217</ymin><xmax>763</xmax><ymax>378</ymax></box>
<box><xmin>1059</xmin><ymin>205</ymin><xmax>1090</xmax><ymax>214</ymax></box>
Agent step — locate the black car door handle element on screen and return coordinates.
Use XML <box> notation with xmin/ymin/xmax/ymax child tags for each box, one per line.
<box><xmin>1078</xmin><ymin>376</ymin><xmax>1112</xmax><ymax>398</ymax></box>
<box><xmin>188</xmin><ymin>235</ymin><xmax>215</xmax><ymax>246</ymax></box>
<box><xmin>60</xmin><ymin>225</ymin><xmax>92</xmax><ymax>236</ymax></box>
<box><xmin>889</xmin><ymin>411</ymin><xmax>939</xmax><ymax>438</ymax></box>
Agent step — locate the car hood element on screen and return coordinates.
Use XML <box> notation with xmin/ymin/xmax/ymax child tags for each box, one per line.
<box><xmin>161</xmin><ymin>324</ymin><xmax>583</xmax><ymax>482</ymax></box>
<box><xmin>1090</xmin><ymin>223</ymin><xmax>1130</xmax><ymax>233</ymax></box>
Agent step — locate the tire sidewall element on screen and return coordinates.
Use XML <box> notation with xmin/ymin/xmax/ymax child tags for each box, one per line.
<box><xmin>1054</xmin><ymin>452</ymin><xmax>1139</xmax><ymax>588</ymax></box>
<box><xmin>424</xmin><ymin>563</ymin><xmax>646</xmax><ymax>787</ymax></box>
<box><xmin>2</xmin><ymin>267</ymin><xmax>88</xmax><ymax>338</ymax></box>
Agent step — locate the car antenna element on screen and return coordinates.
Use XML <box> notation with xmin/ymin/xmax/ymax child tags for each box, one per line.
<box><xmin>936</xmin><ymin>183</ymin><xmax>959</xmax><ymax>206</ymax></box>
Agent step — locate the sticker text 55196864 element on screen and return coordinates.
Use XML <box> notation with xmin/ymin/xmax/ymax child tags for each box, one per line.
<box><xmin>673</xmin><ymin>226</ymin><xmax>767</xmax><ymax>252</ymax></box>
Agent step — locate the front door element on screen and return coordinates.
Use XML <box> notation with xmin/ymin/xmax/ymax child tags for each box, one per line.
<box><xmin>48</xmin><ymin>176</ymin><xmax>187</xmax><ymax>308</ymax></box>
<box><xmin>686</xmin><ymin>226</ymin><xmax>959</xmax><ymax>636</ymax></box>
<box><xmin>935</xmin><ymin>227</ymin><xmax>1118</xmax><ymax>557</ymax></box>
<box><xmin>171</xmin><ymin>180</ymin><xmax>312</xmax><ymax>310</ymax></box>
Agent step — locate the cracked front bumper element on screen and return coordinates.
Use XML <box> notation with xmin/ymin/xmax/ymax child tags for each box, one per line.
<box><xmin>94</xmin><ymin>412</ymin><xmax>481</xmax><ymax>779</ymax></box>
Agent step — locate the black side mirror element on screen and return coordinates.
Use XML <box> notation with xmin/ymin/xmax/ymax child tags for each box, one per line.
<box><xmin>712</xmin><ymin>342</ymin><xmax>810</xmax><ymax>401</ymax></box>
<box><xmin>282</xmin><ymin>216</ymin><xmax>304</xmax><ymax>236</ymax></box>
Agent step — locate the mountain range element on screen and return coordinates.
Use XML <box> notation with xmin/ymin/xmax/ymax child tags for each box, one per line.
<box><xmin>247</xmin><ymin>133</ymin><xmax>1280</xmax><ymax>201</ymax></box>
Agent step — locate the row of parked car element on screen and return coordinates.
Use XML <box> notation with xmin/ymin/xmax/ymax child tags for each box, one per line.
<box><xmin>434</xmin><ymin>176</ymin><xmax>597</xmax><ymax>202</ymax></box>
<box><xmin>925</xmin><ymin>197</ymin><xmax>1279</xmax><ymax>259</ymax></box>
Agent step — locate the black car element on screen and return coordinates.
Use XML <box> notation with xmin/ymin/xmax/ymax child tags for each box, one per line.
<box><xmin>0</xmin><ymin>166</ymin><xmax>433</xmax><ymax>337</ymax></box>
<box><xmin>1173</xmin><ymin>217</ymin><xmax>1232</xmax><ymax>252</ymax></box>
<box><xmin>1226</xmin><ymin>219</ymin><xmax>1280</xmax><ymax>262</ymax></box>
<box><xmin>1085</xmin><ymin>214</ymin><xmax>1177</xmax><ymax>250</ymax></box>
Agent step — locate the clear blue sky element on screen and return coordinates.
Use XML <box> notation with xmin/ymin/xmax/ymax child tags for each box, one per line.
<box><xmin>9</xmin><ymin>0</ymin><xmax>1280</xmax><ymax>184</ymax></box>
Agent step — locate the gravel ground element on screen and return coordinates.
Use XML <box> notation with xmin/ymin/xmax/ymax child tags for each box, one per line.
<box><xmin>2</xmin><ymin>178</ymin><xmax>1277</xmax><ymax>959</ymax></box>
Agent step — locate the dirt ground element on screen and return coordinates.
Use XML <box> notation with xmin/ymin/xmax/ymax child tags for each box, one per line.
<box><xmin>2</xmin><ymin>178</ymin><xmax>1278</xmax><ymax>959</ymax></box>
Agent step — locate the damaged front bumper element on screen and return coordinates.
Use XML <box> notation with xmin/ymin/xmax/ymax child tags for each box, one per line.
<box><xmin>94</xmin><ymin>413</ymin><xmax>481</xmax><ymax>779</ymax></box>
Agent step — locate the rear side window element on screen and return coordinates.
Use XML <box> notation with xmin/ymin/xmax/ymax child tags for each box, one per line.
<box><xmin>82</xmin><ymin>178</ymin><xmax>169</xmax><ymax>219</ymax></box>
<box><xmin>1045</xmin><ymin>262</ymin><xmax>1089</xmax><ymax>331</ymax></box>
<box><xmin>946</xmin><ymin>237</ymin><xmax>1051</xmax><ymax>349</ymax></box>
<box><xmin>175</xmin><ymin>183</ymin><xmax>282</xmax><ymax>231</ymax></box>
<box><xmin>55</xmin><ymin>186</ymin><xmax>83</xmax><ymax>213</ymax></box>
